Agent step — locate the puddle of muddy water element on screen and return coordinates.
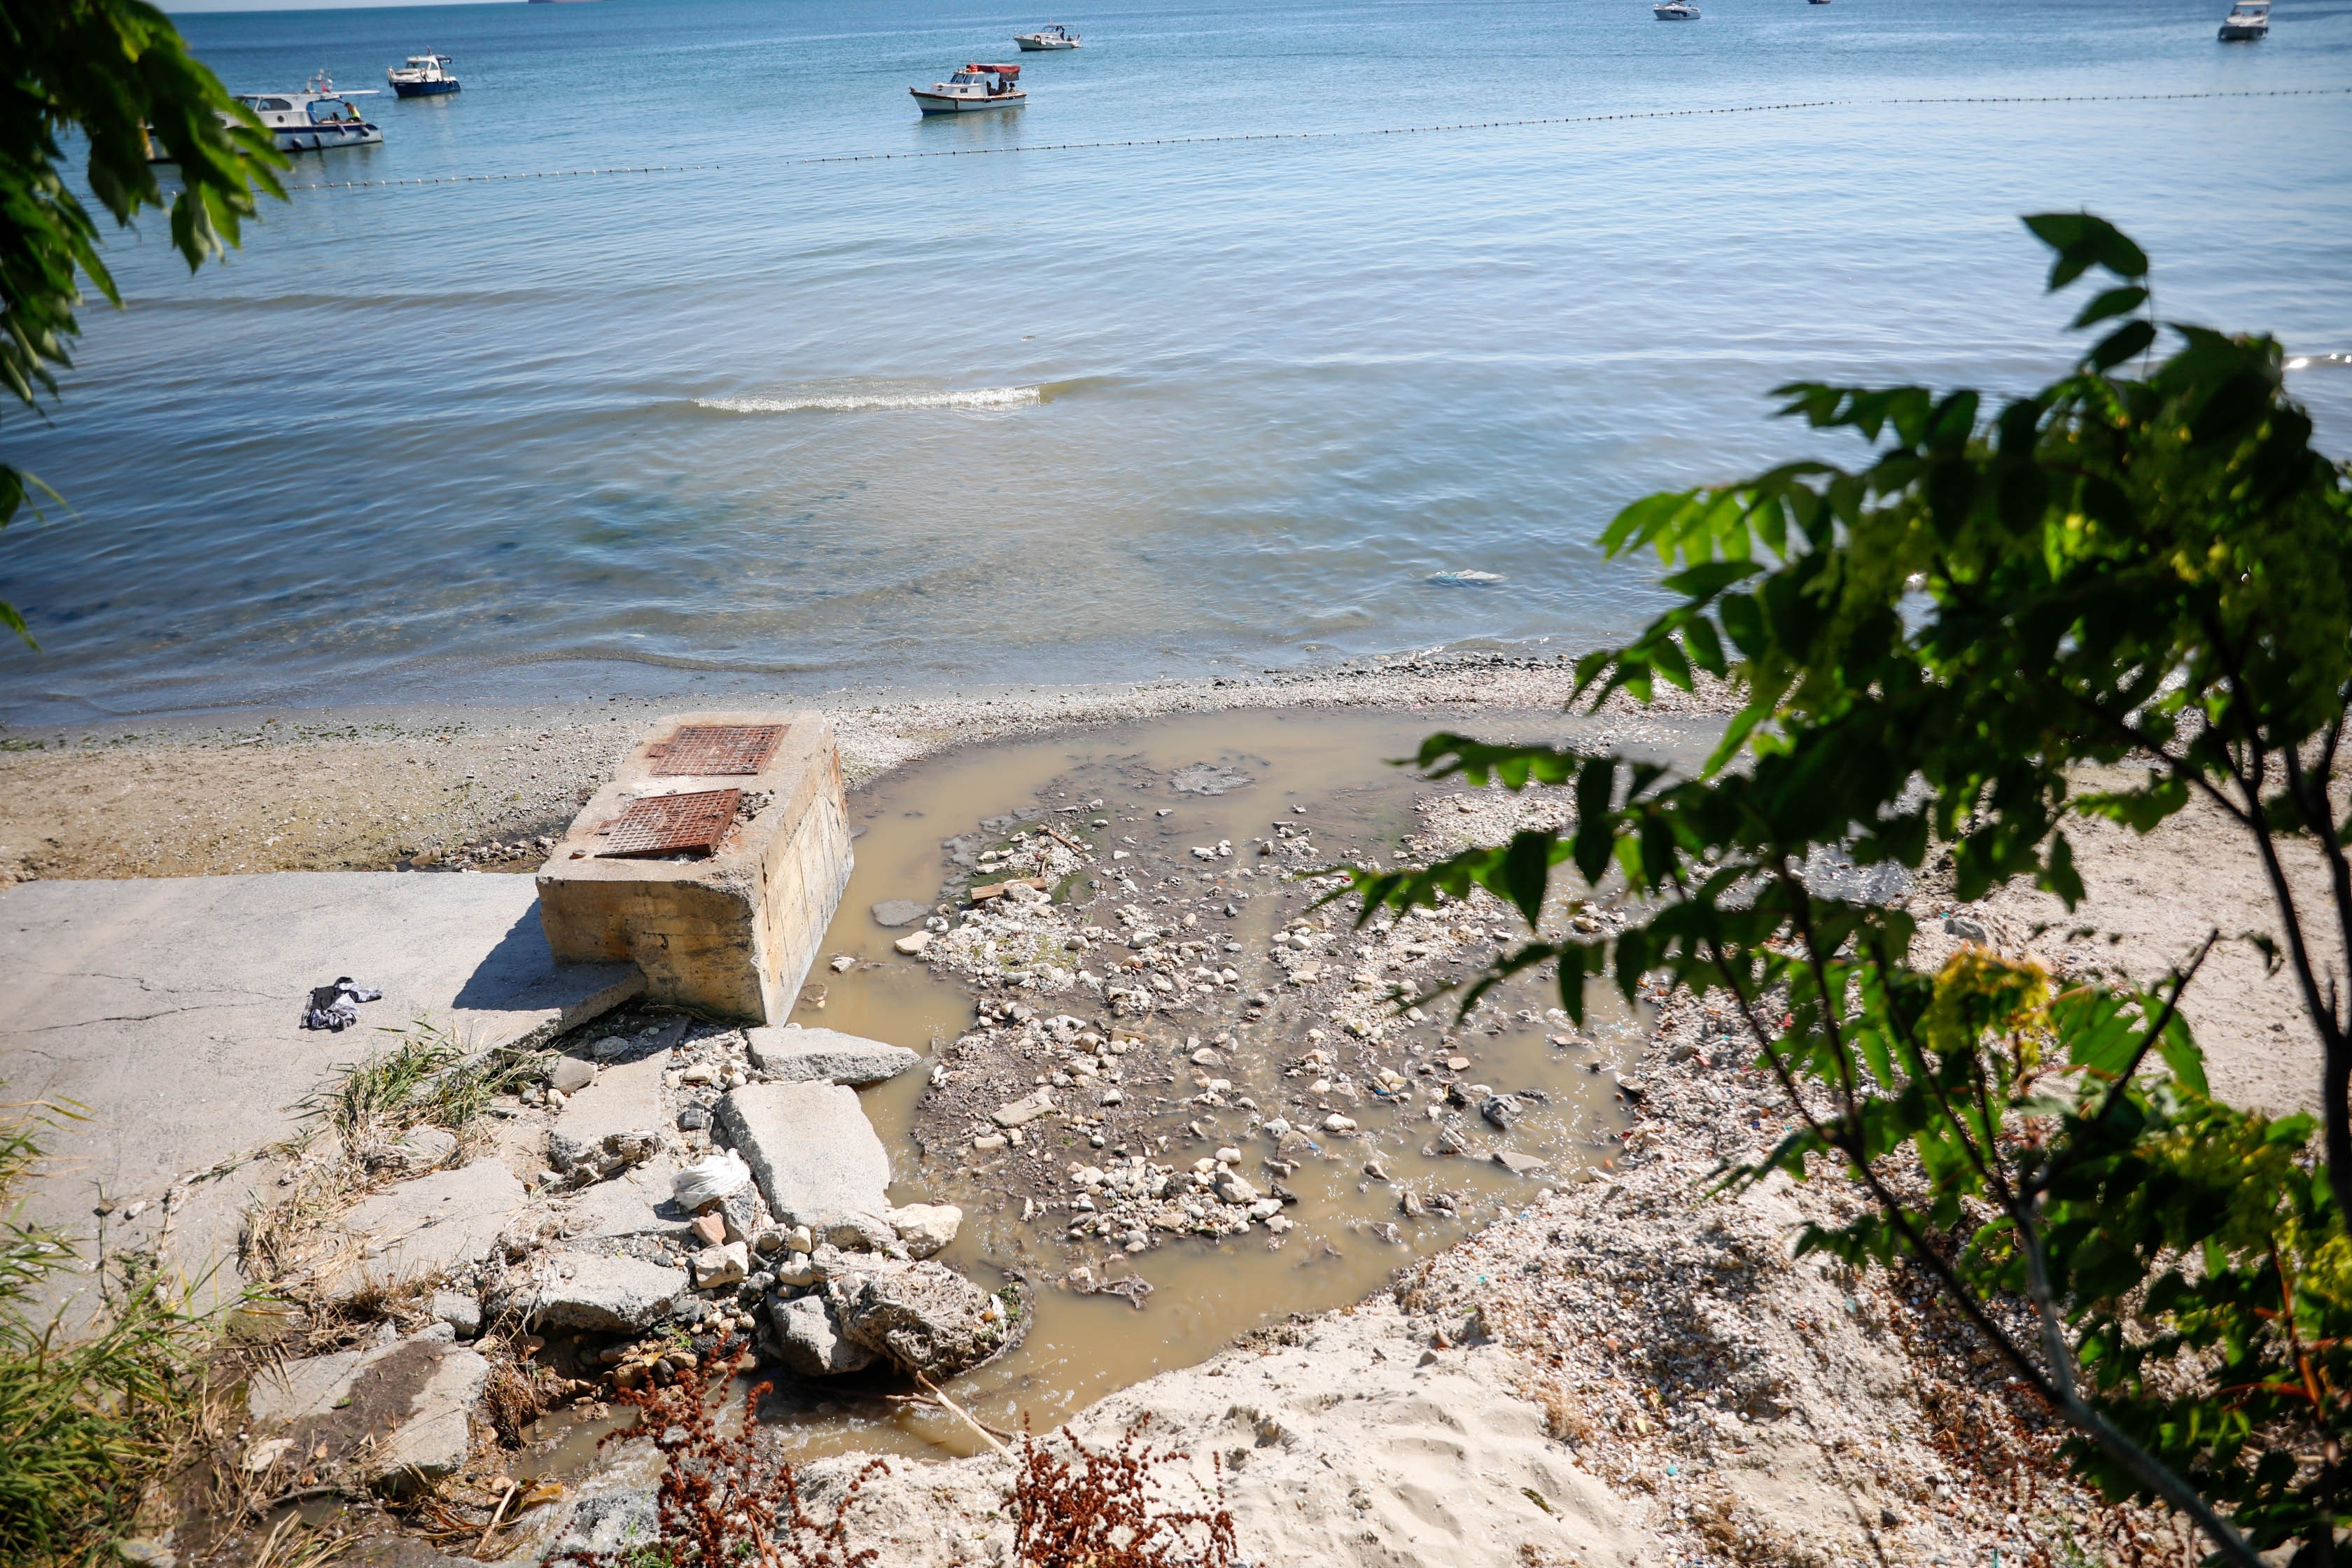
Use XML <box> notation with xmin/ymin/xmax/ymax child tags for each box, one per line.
<box><xmin>517</xmin><ymin>706</ymin><xmax>1718</xmax><ymax>1478</ymax></box>
<box><xmin>543</xmin><ymin>704</ymin><xmax>1702</xmax><ymax>1467</ymax></box>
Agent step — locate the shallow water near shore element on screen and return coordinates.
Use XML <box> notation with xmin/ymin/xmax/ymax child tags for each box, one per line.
<box><xmin>6</xmin><ymin>0</ymin><xmax>2350</xmax><ymax>726</ymax></box>
<box><xmin>522</xmin><ymin>706</ymin><xmax>1717</xmax><ymax>1471</ymax></box>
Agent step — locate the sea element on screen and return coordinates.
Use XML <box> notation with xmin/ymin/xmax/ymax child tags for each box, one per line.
<box><xmin>4</xmin><ymin>0</ymin><xmax>2348</xmax><ymax>727</ymax></box>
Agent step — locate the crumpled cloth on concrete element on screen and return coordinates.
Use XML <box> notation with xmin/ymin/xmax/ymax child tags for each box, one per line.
<box><xmin>301</xmin><ymin>976</ymin><xmax>383</xmax><ymax>1031</ymax></box>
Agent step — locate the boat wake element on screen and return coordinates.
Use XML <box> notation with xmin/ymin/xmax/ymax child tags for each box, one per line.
<box><xmin>694</xmin><ymin>384</ymin><xmax>1044</xmax><ymax>414</ymax></box>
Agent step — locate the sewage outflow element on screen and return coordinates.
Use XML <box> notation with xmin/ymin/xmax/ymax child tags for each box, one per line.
<box><xmin>527</xmin><ymin>705</ymin><xmax>1716</xmax><ymax>1472</ymax></box>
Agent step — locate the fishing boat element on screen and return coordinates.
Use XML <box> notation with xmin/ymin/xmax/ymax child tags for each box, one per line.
<box><xmin>2218</xmin><ymin>0</ymin><xmax>2269</xmax><ymax>39</ymax></box>
<box><xmin>910</xmin><ymin>63</ymin><xmax>1026</xmax><ymax>113</ymax></box>
<box><xmin>1014</xmin><ymin>24</ymin><xmax>1082</xmax><ymax>48</ymax></box>
<box><xmin>1653</xmin><ymin>1</ymin><xmax>1700</xmax><ymax>18</ymax></box>
<box><xmin>387</xmin><ymin>53</ymin><xmax>461</xmax><ymax>97</ymax></box>
<box><xmin>229</xmin><ymin>74</ymin><xmax>382</xmax><ymax>152</ymax></box>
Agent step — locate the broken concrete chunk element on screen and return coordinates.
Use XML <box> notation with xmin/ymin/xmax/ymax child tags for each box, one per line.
<box><xmin>769</xmin><ymin>1293</ymin><xmax>876</xmax><ymax>1376</ymax></box>
<box><xmin>1480</xmin><ymin>1094</ymin><xmax>1522</xmax><ymax>1129</ymax></box>
<box><xmin>375</xmin><ymin>1124</ymin><xmax>458</xmax><ymax>1176</ymax></box>
<box><xmin>717</xmin><ymin>1082</ymin><xmax>891</xmax><ymax>1238</ymax></box>
<box><xmin>321</xmin><ymin>1160</ymin><xmax>525</xmax><ymax>1303</ymax></box>
<box><xmin>836</xmin><ymin>1261</ymin><xmax>1023</xmax><ymax>1378</ymax></box>
<box><xmin>515</xmin><ymin>1252</ymin><xmax>687</xmax><ymax>1333</ymax></box>
<box><xmin>870</xmin><ymin>899</ymin><xmax>930</xmax><ymax>928</ymax></box>
<box><xmin>887</xmin><ymin>1203</ymin><xmax>962</xmax><ymax>1259</ymax></box>
<box><xmin>822</xmin><ymin>1212</ymin><xmax>897</xmax><ymax>1253</ymax></box>
<box><xmin>550</xmin><ymin>1488</ymin><xmax>659</xmax><ymax>1562</ymax></box>
<box><xmin>245</xmin><ymin>1336</ymin><xmax>489</xmax><ymax>1493</ymax></box>
<box><xmin>1493</xmin><ymin>1149</ymin><xmax>1549</xmax><ymax>1176</ymax></box>
<box><xmin>430</xmin><ymin>1289</ymin><xmax>482</xmax><ymax>1339</ymax></box>
<box><xmin>892</xmin><ymin>930</ymin><xmax>932</xmax><ymax>957</ymax></box>
<box><xmin>991</xmin><ymin>1091</ymin><xmax>1056</xmax><ymax>1128</ymax></box>
<box><xmin>743</xmin><ymin>1026</ymin><xmax>923</xmax><ymax>1086</ymax></box>
<box><xmin>548</xmin><ymin>1050</ymin><xmax>669</xmax><ymax>1173</ymax></box>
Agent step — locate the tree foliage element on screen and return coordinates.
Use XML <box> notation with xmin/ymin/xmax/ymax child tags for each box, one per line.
<box><xmin>1342</xmin><ymin>215</ymin><xmax>2352</xmax><ymax>1565</ymax></box>
<box><xmin>1</xmin><ymin>0</ymin><xmax>285</xmax><ymax>643</ymax></box>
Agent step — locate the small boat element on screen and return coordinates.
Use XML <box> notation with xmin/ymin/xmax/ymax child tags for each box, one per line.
<box><xmin>387</xmin><ymin>53</ymin><xmax>461</xmax><ymax>97</ymax></box>
<box><xmin>2218</xmin><ymin>0</ymin><xmax>2268</xmax><ymax>39</ymax></box>
<box><xmin>1653</xmin><ymin>1</ymin><xmax>1700</xmax><ymax>18</ymax></box>
<box><xmin>910</xmin><ymin>63</ymin><xmax>1026</xmax><ymax>114</ymax></box>
<box><xmin>228</xmin><ymin>74</ymin><xmax>382</xmax><ymax>153</ymax></box>
<box><xmin>1014</xmin><ymin>24</ymin><xmax>1082</xmax><ymax>49</ymax></box>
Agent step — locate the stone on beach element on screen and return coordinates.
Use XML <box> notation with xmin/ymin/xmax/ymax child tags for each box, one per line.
<box><xmin>769</xmin><ymin>1292</ymin><xmax>876</xmax><ymax>1376</ymax></box>
<box><xmin>744</xmin><ymin>1025</ymin><xmax>923</xmax><ymax>1086</ymax></box>
<box><xmin>888</xmin><ymin>1202</ymin><xmax>963</xmax><ymax>1259</ymax></box>
<box><xmin>510</xmin><ymin>1252</ymin><xmax>687</xmax><ymax>1333</ymax></box>
<box><xmin>718</xmin><ymin>1081</ymin><xmax>892</xmax><ymax>1238</ymax></box>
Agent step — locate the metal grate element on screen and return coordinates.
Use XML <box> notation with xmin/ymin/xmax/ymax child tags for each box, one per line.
<box><xmin>593</xmin><ymin>788</ymin><xmax>743</xmax><ymax>858</ymax></box>
<box><xmin>650</xmin><ymin>723</ymin><xmax>786</xmax><ymax>777</ymax></box>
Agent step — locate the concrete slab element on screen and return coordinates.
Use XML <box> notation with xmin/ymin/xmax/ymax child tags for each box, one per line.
<box><xmin>744</xmin><ymin>1025</ymin><xmax>923</xmax><ymax>1086</ymax></box>
<box><xmin>0</xmin><ymin>872</ymin><xmax>638</xmax><ymax>1300</ymax></box>
<box><xmin>716</xmin><ymin>1081</ymin><xmax>890</xmax><ymax>1238</ymax></box>
<box><xmin>318</xmin><ymin>1159</ymin><xmax>530</xmax><ymax>1303</ymax></box>
<box><xmin>546</xmin><ymin>1051</ymin><xmax>669</xmax><ymax>1173</ymax></box>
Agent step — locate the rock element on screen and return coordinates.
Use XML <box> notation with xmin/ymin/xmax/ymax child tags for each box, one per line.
<box><xmin>550</xmin><ymin>1056</ymin><xmax>597</xmax><ymax>1095</ymax></box>
<box><xmin>888</xmin><ymin>1203</ymin><xmax>963</xmax><ymax>1259</ymax></box>
<box><xmin>1247</xmin><ymin>1198</ymin><xmax>1283</xmax><ymax>1220</ymax></box>
<box><xmin>1434</xmin><ymin>1127</ymin><xmax>1469</xmax><ymax>1156</ymax></box>
<box><xmin>430</xmin><ymin>1289</ymin><xmax>482</xmax><ymax>1339</ymax></box>
<box><xmin>1212</xmin><ymin>1170</ymin><xmax>1259</xmax><ymax>1205</ymax></box>
<box><xmin>677</xmin><ymin>1104</ymin><xmax>710</xmax><ymax>1131</ymax></box>
<box><xmin>1616</xmin><ymin>1078</ymin><xmax>1648</xmax><ymax>1100</ymax></box>
<box><xmin>550</xmin><ymin>1489</ymin><xmax>659</xmax><ymax>1562</ymax></box>
<box><xmin>321</xmin><ymin>1160</ymin><xmax>526</xmax><ymax>1303</ymax></box>
<box><xmin>549</xmin><ymin>1051</ymin><xmax>668</xmax><ymax>1173</ymax></box>
<box><xmin>718</xmin><ymin>1083</ymin><xmax>893</xmax><ymax>1242</ymax></box>
<box><xmin>991</xmin><ymin>1090</ymin><xmax>1056</xmax><ymax>1128</ymax></box>
<box><xmin>1321</xmin><ymin>1114</ymin><xmax>1357</xmax><ymax>1134</ymax></box>
<box><xmin>836</xmin><ymin>1261</ymin><xmax>1022</xmax><ymax>1378</ymax></box>
<box><xmin>1479</xmin><ymin>1094</ymin><xmax>1522</xmax><ymax>1128</ymax></box>
<box><xmin>770</xmin><ymin>1293</ymin><xmax>876</xmax><ymax>1376</ymax></box>
<box><xmin>1169</xmin><ymin>763</ymin><xmax>1253</xmax><ymax>796</ymax></box>
<box><xmin>822</xmin><ymin>1213</ymin><xmax>897</xmax><ymax>1252</ymax></box>
<box><xmin>1944</xmin><ymin>913</ymin><xmax>1990</xmax><ymax>944</ymax></box>
<box><xmin>782</xmin><ymin>1224</ymin><xmax>814</xmax><ymax>1254</ymax></box>
<box><xmin>1368</xmin><ymin>1222</ymin><xmax>1406</xmax><ymax>1245</ymax></box>
<box><xmin>830</xmin><ymin>955</ymin><xmax>856</xmax><ymax>972</ymax></box>
<box><xmin>244</xmin><ymin>1336</ymin><xmax>490</xmax><ymax>1493</ymax></box>
<box><xmin>893</xmin><ymin>930</ymin><xmax>932</xmax><ymax>956</ymax></box>
<box><xmin>115</xmin><ymin>1539</ymin><xmax>176</xmax><ymax>1567</ymax></box>
<box><xmin>1446</xmin><ymin>1056</ymin><xmax>1471</xmax><ymax>1072</ymax></box>
<box><xmin>514</xmin><ymin>1252</ymin><xmax>687</xmax><ymax>1332</ymax></box>
<box><xmin>1494</xmin><ymin>1149</ymin><xmax>1549</xmax><ymax>1176</ymax></box>
<box><xmin>744</xmin><ymin>1026</ymin><xmax>923</xmax><ymax>1086</ymax></box>
<box><xmin>692</xmin><ymin>1240</ymin><xmax>748</xmax><ymax>1289</ymax></box>
<box><xmin>871</xmin><ymin>899</ymin><xmax>930</xmax><ymax>927</ymax></box>
<box><xmin>973</xmin><ymin>1133</ymin><xmax>1008</xmax><ymax>1152</ymax></box>
<box><xmin>689</xmin><ymin>1212</ymin><xmax>727</xmax><ymax>1247</ymax></box>
<box><xmin>773</xmin><ymin>1252</ymin><xmax>821</xmax><ymax>1287</ymax></box>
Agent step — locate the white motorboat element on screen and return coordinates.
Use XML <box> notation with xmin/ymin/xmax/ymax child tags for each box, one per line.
<box><xmin>2218</xmin><ymin>0</ymin><xmax>2268</xmax><ymax>39</ymax></box>
<box><xmin>1653</xmin><ymin>1</ymin><xmax>1700</xmax><ymax>18</ymax></box>
<box><xmin>230</xmin><ymin>74</ymin><xmax>382</xmax><ymax>152</ymax></box>
<box><xmin>1014</xmin><ymin>24</ymin><xmax>1081</xmax><ymax>49</ymax></box>
<box><xmin>910</xmin><ymin>62</ymin><xmax>1026</xmax><ymax>114</ymax></box>
<box><xmin>387</xmin><ymin>53</ymin><xmax>461</xmax><ymax>97</ymax></box>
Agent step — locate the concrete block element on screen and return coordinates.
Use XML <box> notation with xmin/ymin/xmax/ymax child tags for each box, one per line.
<box><xmin>536</xmin><ymin>712</ymin><xmax>851</xmax><ymax>1023</ymax></box>
<box><xmin>744</xmin><ymin>1025</ymin><xmax>922</xmax><ymax>1086</ymax></box>
<box><xmin>319</xmin><ymin>1160</ymin><xmax>526</xmax><ymax>1303</ymax></box>
<box><xmin>715</xmin><ymin>1081</ymin><xmax>890</xmax><ymax>1238</ymax></box>
<box><xmin>547</xmin><ymin>1050</ymin><xmax>668</xmax><ymax>1173</ymax></box>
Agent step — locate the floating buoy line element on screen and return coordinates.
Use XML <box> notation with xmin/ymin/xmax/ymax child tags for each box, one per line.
<box><xmin>281</xmin><ymin>87</ymin><xmax>2348</xmax><ymax>192</ymax></box>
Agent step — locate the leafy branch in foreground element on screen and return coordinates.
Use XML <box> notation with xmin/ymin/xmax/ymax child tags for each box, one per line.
<box><xmin>2</xmin><ymin>0</ymin><xmax>287</xmax><ymax>643</ymax></box>
<box><xmin>1342</xmin><ymin>214</ymin><xmax>2351</xmax><ymax>1567</ymax></box>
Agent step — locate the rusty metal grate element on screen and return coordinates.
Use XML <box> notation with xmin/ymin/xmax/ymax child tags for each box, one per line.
<box><xmin>650</xmin><ymin>723</ymin><xmax>786</xmax><ymax>777</ymax></box>
<box><xmin>593</xmin><ymin>788</ymin><xmax>742</xmax><ymax>858</ymax></box>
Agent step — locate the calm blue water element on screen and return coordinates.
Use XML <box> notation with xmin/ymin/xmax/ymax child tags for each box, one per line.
<box><xmin>4</xmin><ymin>0</ymin><xmax>2348</xmax><ymax>726</ymax></box>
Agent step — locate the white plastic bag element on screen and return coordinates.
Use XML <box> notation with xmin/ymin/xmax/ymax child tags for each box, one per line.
<box><xmin>672</xmin><ymin>1149</ymin><xmax>751</xmax><ymax>1210</ymax></box>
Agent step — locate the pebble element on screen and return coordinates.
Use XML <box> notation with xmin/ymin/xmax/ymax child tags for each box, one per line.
<box><xmin>894</xmin><ymin>930</ymin><xmax>934</xmax><ymax>956</ymax></box>
<box><xmin>1322</xmin><ymin>1113</ymin><xmax>1357</xmax><ymax>1133</ymax></box>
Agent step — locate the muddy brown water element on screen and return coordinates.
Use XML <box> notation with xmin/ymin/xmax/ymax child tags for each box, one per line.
<box><xmin>525</xmin><ymin>706</ymin><xmax>1717</xmax><ymax>1474</ymax></box>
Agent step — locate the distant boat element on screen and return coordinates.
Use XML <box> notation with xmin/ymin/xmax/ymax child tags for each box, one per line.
<box><xmin>2218</xmin><ymin>0</ymin><xmax>2268</xmax><ymax>38</ymax></box>
<box><xmin>226</xmin><ymin>74</ymin><xmax>382</xmax><ymax>153</ymax></box>
<box><xmin>1654</xmin><ymin>1</ymin><xmax>1700</xmax><ymax>18</ymax></box>
<box><xmin>1014</xmin><ymin>24</ymin><xmax>1082</xmax><ymax>49</ymax></box>
<box><xmin>911</xmin><ymin>62</ymin><xmax>1026</xmax><ymax>113</ymax></box>
<box><xmin>387</xmin><ymin>53</ymin><xmax>460</xmax><ymax>97</ymax></box>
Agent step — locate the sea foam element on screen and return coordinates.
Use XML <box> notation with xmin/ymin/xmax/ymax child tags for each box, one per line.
<box><xmin>694</xmin><ymin>385</ymin><xmax>1042</xmax><ymax>414</ymax></box>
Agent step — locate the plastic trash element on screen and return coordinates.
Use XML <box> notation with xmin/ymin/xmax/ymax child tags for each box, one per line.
<box><xmin>671</xmin><ymin>1149</ymin><xmax>751</xmax><ymax>1210</ymax></box>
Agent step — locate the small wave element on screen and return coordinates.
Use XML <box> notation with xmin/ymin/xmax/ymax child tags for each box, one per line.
<box><xmin>695</xmin><ymin>384</ymin><xmax>1042</xmax><ymax>414</ymax></box>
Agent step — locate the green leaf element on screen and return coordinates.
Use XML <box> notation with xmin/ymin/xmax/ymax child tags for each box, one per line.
<box><xmin>2071</xmin><ymin>286</ymin><xmax>2149</xmax><ymax>330</ymax></box>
